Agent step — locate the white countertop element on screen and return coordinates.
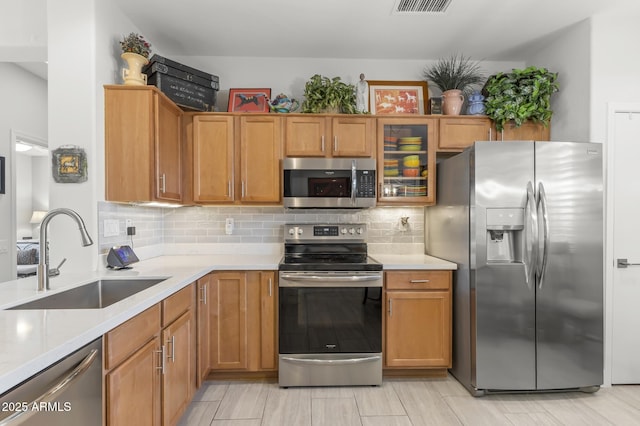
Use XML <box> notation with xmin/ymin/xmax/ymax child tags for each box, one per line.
<box><xmin>0</xmin><ymin>251</ymin><xmax>455</xmax><ymax>394</ymax></box>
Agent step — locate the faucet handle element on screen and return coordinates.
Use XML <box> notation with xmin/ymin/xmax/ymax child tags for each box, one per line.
<box><xmin>48</xmin><ymin>258</ymin><xmax>67</xmax><ymax>277</ymax></box>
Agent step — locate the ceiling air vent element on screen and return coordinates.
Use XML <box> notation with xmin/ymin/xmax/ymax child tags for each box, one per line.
<box><xmin>393</xmin><ymin>0</ymin><xmax>452</xmax><ymax>14</ymax></box>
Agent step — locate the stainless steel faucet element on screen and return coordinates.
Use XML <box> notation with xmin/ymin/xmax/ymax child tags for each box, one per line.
<box><xmin>37</xmin><ymin>208</ymin><xmax>94</xmax><ymax>291</ymax></box>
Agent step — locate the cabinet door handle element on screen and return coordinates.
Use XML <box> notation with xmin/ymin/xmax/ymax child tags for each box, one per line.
<box><xmin>158</xmin><ymin>173</ymin><xmax>166</xmax><ymax>194</ymax></box>
<box><xmin>268</xmin><ymin>278</ymin><xmax>273</xmax><ymax>297</ymax></box>
<box><xmin>488</xmin><ymin>128</ymin><xmax>492</xmax><ymax>140</ymax></box>
<box><xmin>200</xmin><ymin>284</ymin><xmax>207</xmax><ymax>304</ymax></box>
<box><xmin>241</xmin><ymin>181</ymin><xmax>245</xmax><ymax>198</ymax></box>
<box><xmin>321</xmin><ymin>136</ymin><xmax>325</xmax><ymax>152</ymax></box>
<box><xmin>501</xmin><ymin>130</ymin><xmax>504</xmax><ymax>141</ymax></box>
<box><xmin>389</xmin><ymin>299</ymin><xmax>393</xmax><ymax>317</ymax></box>
<box><xmin>227</xmin><ymin>181</ymin><xmax>231</xmax><ymax>198</ymax></box>
<box><xmin>410</xmin><ymin>279</ymin><xmax>430</xmax><ymax>283</ymax></box>
<box><xmin>167</xmin><ymin>336</ymin><xmax>176</xmax><ymax>363</ymax></box>
<box><xmin>334</xmin><ymin>136</ymin><xmax>338</xmax><ymax>152</ymax></box>
<box><xmin>156</xmin><ymin>346</ymin><xmax>166</xmax><ymax>374</ymax></box>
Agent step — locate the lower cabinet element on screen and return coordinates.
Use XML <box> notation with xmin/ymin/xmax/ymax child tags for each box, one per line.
<box><xmin>384</xmin><ymin>271</ymin><xmax>452</xmax><ymax>368</ymax></box>
<box><xmin>209</xmin><ymin>271</ymin><xmax>277</xmax><ymax>373</ymax></box>
<box><xmin>104</xmin><ymin>284</ymin><xmax>196</xmax><ymax>426</ymax></box>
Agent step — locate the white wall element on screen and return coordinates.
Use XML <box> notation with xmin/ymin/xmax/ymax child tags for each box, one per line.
<box><xmin>15</xmin><ymin>154</ymin><xmax>33</xmax><ymax>239</ymax></box>
<box><xmin>519</xmin><ymin>19</ymin><xmax>592</xmax><ymax>142</ymax></box>
<box><xmin>173</xmin><ymin>55</ymin><xmax>524</xmax><ymax>112</ymax></box>
<box><xmin>45</xmin><ymin>0</ymin><xmax>143</xmax><ymax>274</ymax></box>
<box><xmin>590</xmin><ymin>6</ymin><xmax>640</xmax><ymax>144</ymax></box>
<box><xmin>0</xmin><ymin>63</ymin><xmax>47</xmax><ymax>282</ymax></box>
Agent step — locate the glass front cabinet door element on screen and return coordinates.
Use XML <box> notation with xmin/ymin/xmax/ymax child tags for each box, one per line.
<box><xmin>377</xmin><ymin>117</ymin><xmax>437</xmax><ymax>205</ymax></box>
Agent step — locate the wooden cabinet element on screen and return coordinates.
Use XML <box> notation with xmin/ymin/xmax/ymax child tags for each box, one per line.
<box><xmin>284</xmin><ymin>115</ymin><xmax>374</xmax><ymax>157</ymax></box>
<box><xmin>436</xmin><ymin>116</ymin><xmax>551</xmax><ymax>152</ymax></box>
<box><xmin>106</xmin><ymin>337</ymin><xmax>161</xmax><ymax>426</ymax></box>
<box><xmin>438</xmin><ymin>116</ymin><xmax>493</xmax><ymax>152</ymax></box>
<box><xmin>376</xmin><ymin>117</ymin><xmax>437</xmax><ymax>205</ymax></box>
<box><xmin>161</xmin><ymin>310</ymin><xmax>194</xmax><ymax>426</ymax></box>
<box><xmin>105</xmin><ymin>85</ymin><xmax>183</xmax><ymax>203</ymax></box>
<box><xmin>191</xmin><ymin>114</ymin><xmax>281</xmax><ymax>204</ymax></box>
<box><xmin>196</xmin><ymin>274</ymin><xmax>211</xmax><ymax>386</ymax></box>
<box><xmin>238</xmin><ymin>116</ymin><xmax>282</xmax><ymax>203</ymax></box>
<box><xmin>384</xmin><ymin>271</ymin><xmax>452</xmax><ymax>368</ymax></box>
<box><xmin>104</xmin><ymin>285</ymin><xmax>195</xmax><ymax>426</ymax></box>
<box><xmin>105</xmin><ymin>306</ymin><xmax>161</xmax><ymax>426</ymax></box>
<box><xmin>495</xmin><ymin>120</ymin><xmax>551</xmax><ymax>141</ymax></box>
<box><xmin>160</xmin><ymin>285</ymin><xmax>195</xmax><ymax>426</ymax></box>
<box><xmin>209</xmin><ymin>271</ymin><xmax>277</xmax><ymax>372</ymax></box>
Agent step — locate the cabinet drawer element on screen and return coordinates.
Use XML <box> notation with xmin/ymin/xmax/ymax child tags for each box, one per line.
<box><xmin>162</xmin><ymin>284</ymin><xmax>194</xmax><ymax>327</ymax></box>
<box><xmin>105</xmin><ymin>304</ymin><xmax>161</xmax><ymax>369</ymax></box>
<box><xmin>385</xmin><ymin>270</ymin><xmax>451</xmax><ymax>291</ymax></box>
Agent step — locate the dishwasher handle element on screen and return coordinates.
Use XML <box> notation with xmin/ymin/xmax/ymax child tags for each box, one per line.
<box><xmin>0</xmin><ymin>349</ymin><xmax>98</xmax><ymax>426</ymax></box>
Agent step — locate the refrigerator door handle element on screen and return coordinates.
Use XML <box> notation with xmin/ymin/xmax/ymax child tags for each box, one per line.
<box><xmin>537</xmin><ymin>182</ymin><xmax>550</xmax><ymax>289</ymax></box>
<box><xmin>523</xmin><ymin>181</ymin><xmax>539</xmax><ymax>288</ymax></box>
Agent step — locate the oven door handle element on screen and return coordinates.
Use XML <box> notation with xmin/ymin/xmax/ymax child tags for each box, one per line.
<box><xmin>351</xmin><ymin>159</ymin><xmax>357</xmax><ymax>206</ymax></box>
<box><xmin>280</xmin><ymin>355</ymin><xmax>381</xmax><ymax>365</ymax></box>
<box><xmin>279</xmin><ymin>273</ymin><xmax>382</xmax><ymax>287</ymax></box>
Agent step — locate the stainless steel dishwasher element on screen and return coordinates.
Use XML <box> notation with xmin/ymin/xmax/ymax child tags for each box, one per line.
<box><xmin>0</xmin><ymin>337</ymin><xmax>102</xmax><ymax>425</ymax></box>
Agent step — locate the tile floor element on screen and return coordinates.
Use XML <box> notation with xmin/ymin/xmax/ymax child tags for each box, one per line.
<box><xmin>178</xmin><ymin>375</ymin><xmax>640</xmax><ymax>425</ymax></box>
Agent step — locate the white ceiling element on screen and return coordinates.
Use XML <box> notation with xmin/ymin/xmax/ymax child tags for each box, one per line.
<box><xmin>111</xmin><ymin>0</ymin><xmax>631</xmax><ymax>60</ymax></box>
<box><xmin>8</xmin><ymin>0</ymin><xmax>638</xmax><ymax>81</ymax></box>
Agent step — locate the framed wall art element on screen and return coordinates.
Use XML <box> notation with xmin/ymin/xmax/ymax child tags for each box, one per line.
<box><xmin>228</xmin><ymin>88</ymin><xmax>272</xmax><ymax>113</ymax></box>
<box><xmin>367</xmin><ymin>80</ymin><xmax>429</xmax><ymax>115</ymax></box>
<box><xmin>52</xmin><ymin>145</ymin><xmax>88</xmax><ymax>183</ymax></box>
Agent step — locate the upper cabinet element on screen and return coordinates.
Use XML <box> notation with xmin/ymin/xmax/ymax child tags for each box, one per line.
<box><xmin>190</xmin><ymin>114</ymin><xmax>282</xmax><ymax>205</ymax></box>
<box><xmin>436</xmin><ymin>115</ymin><xmax>551</xmax><ymax>152</ymax></box>
<box><xmin>376</xmin><ymin>117</ymin><xmax>437</xmax><ymax>206</ymax></box>
<box><xmin>496</xmin><ymin>120</ymin><xmax>551</xmax><ymax>141</ymax></box>
<box><xmin>438</xmin><ymin>116</ymin><xmax>493</xmax><ymax>152</ymax></box>
<box><xmin>105</xmin><ymin>86</ymin><xmax>183</xmax><ymax>203</ymax></box>
<box><xmin>284</xmin><ymin>115</ymin><xmax>374</xmax><ymax>157</ymax></box>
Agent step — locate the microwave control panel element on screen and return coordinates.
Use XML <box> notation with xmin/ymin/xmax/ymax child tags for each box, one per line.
<box><xmin>356</xmin><ymin>170</ymin><xmax>376</xmax><ymax>198</ymax></box>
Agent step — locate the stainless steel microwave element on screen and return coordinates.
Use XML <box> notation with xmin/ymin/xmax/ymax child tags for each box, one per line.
<box><xmin>283</xmin><ymin>158</ymin><xmax>376</xmax><ymax>208</ymax></box>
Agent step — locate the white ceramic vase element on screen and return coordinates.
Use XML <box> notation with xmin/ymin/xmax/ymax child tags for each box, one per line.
<box><xmin>121</xmin><ymin>52</ymin><xmax>149</xmax><ymax>86</ymax></box>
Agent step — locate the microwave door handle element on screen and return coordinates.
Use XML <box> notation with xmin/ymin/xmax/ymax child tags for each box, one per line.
<box><xmin>351</xmin><ymin>160</ymin><xmax>357</xmax><ymax>206</ymax></box>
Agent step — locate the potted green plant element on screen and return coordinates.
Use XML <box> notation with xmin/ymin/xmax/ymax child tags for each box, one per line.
<box><xmin>482</xmin><ymin>66</ymin><xmax>559</xmax><ymax>132</ymax></box>
<box><xmin>423</xmin><ymin>54</ymin><xmax>484</xmax><ymax>115</ymax></box>
<box><xmin>301</xmin><ymin>74</ymin><xmax>359</xmax><ymax>114</ymax></box>
<box><xmin>120</xmin><ymin>32</ymin><xmax>152</xmax><ymax>86</ymax></box>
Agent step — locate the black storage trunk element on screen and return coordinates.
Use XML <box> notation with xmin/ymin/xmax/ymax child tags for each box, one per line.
<box><xmin>143</xmin><ymin>54</ymin><xmax>219</xmax><ymax>112</ymax></box>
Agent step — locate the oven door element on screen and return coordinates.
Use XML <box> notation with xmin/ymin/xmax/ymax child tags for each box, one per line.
<box><xmin>278</xmin><ymin>271</ymin><xmax>383</xmax><ymax>386</ymax></box>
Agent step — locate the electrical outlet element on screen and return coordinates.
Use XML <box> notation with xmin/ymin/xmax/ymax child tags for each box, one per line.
<box><xmin>225</xmin><ymin>218</ymin><xmax>234</xmax><ymax>235</ymax></box>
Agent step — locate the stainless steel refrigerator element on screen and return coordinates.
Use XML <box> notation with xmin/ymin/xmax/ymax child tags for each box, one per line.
<box><xmin>426</xmin><ymin>141</ymin><xmax>603</xmax><ymax>396</ymax></box>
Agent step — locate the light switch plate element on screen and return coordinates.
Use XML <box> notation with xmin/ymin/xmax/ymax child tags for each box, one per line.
<box><xmin>0</xmin><ymin>239</ymin><xmax>8</xmax><ymax>254</ymax></box>
<box><xmin>104</xmin><ymin>219</ymin><xmax>119</xmax><ymax>237</ymax></box>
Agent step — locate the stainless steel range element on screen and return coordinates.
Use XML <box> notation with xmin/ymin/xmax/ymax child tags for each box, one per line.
<box><xmin>278</xmin><ymin>223</ymin><xmax>383</xmax><ymax>387</ymax></box>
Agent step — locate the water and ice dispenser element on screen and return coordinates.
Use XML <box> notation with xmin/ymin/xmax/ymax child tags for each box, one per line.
<box><xmin>486</xmin><ymin>208</ymin><xmax>524</xmax><ymax>263</ymax></box>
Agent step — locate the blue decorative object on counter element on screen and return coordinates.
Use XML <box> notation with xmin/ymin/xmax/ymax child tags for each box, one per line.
<box><xmin>466</xmin><ymin>90</ymin><xmax>485</xmax><ymax>115</ymax></box>
<box><xmin>269</xmin><ymin>93</ymin><xmax>300</xmax><ymax>113</ymax></box>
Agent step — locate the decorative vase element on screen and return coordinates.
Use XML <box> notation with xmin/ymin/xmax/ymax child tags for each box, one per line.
<box><xmin>442</xmin><ymin>89</ymin><xmax>465</xmax><ymax>115</ymax></box>
<box><xmin>466</xmin><ymin>90</ymin><xmax>486</xmax><ymax>115</ymax></box>
<box><xmin>121</xmin><ymin>52</ymin><xmax>149</xmax><ymax>86</ymax></box>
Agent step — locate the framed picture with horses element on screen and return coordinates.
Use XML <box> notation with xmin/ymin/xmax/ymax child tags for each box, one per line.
<box><xmin>367</xmin><ymin>80</ymin><xmax>428</xmax><ymax>115</ymax></box>
<box><xmin>228</xmin><ymin>88</ymin><xmax>272</xmax><ymax>112</ymax></box>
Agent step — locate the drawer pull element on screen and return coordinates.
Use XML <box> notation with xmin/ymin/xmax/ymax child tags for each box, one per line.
<box><xmin>410</xmin><ymin>279</ymin><xmax>430</xmax><ymax>283</ymax></box>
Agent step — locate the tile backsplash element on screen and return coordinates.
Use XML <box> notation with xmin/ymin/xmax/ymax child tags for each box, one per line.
<box><xmin>98</xmin><ymin>202</ymin><xmax>424</xmax><ymax>253</ymax></box>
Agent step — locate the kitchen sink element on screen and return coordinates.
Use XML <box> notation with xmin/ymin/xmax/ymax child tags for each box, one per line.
<box><xmin>8</xmin><ymin>278</ymin><xmax>168</xmax><ymax>310</ymax></box>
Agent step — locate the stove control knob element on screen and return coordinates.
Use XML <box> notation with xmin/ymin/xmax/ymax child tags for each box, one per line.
<box><xmin>348</xmin><ymin>227</ymin><xmax>355</xmax><ymax>235</ymax></box>
<box><xmin>297</xmin><ymin>228</ymin><xmax>303</xmax><ymax>235</ymax></box>
<box><xmin>288</xmin><ymin>228</ymin><xmax>295</xmax><ymax>236</ymax></box>
<box><xmin>341</xmin><ymin>227</ymin><xmax>348</xmax><ymax>234</ymax></box>
<box><xmin>356</xmin><ymin>227</ymin><xmax>363</xmax><ymax>235</ymax></box>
